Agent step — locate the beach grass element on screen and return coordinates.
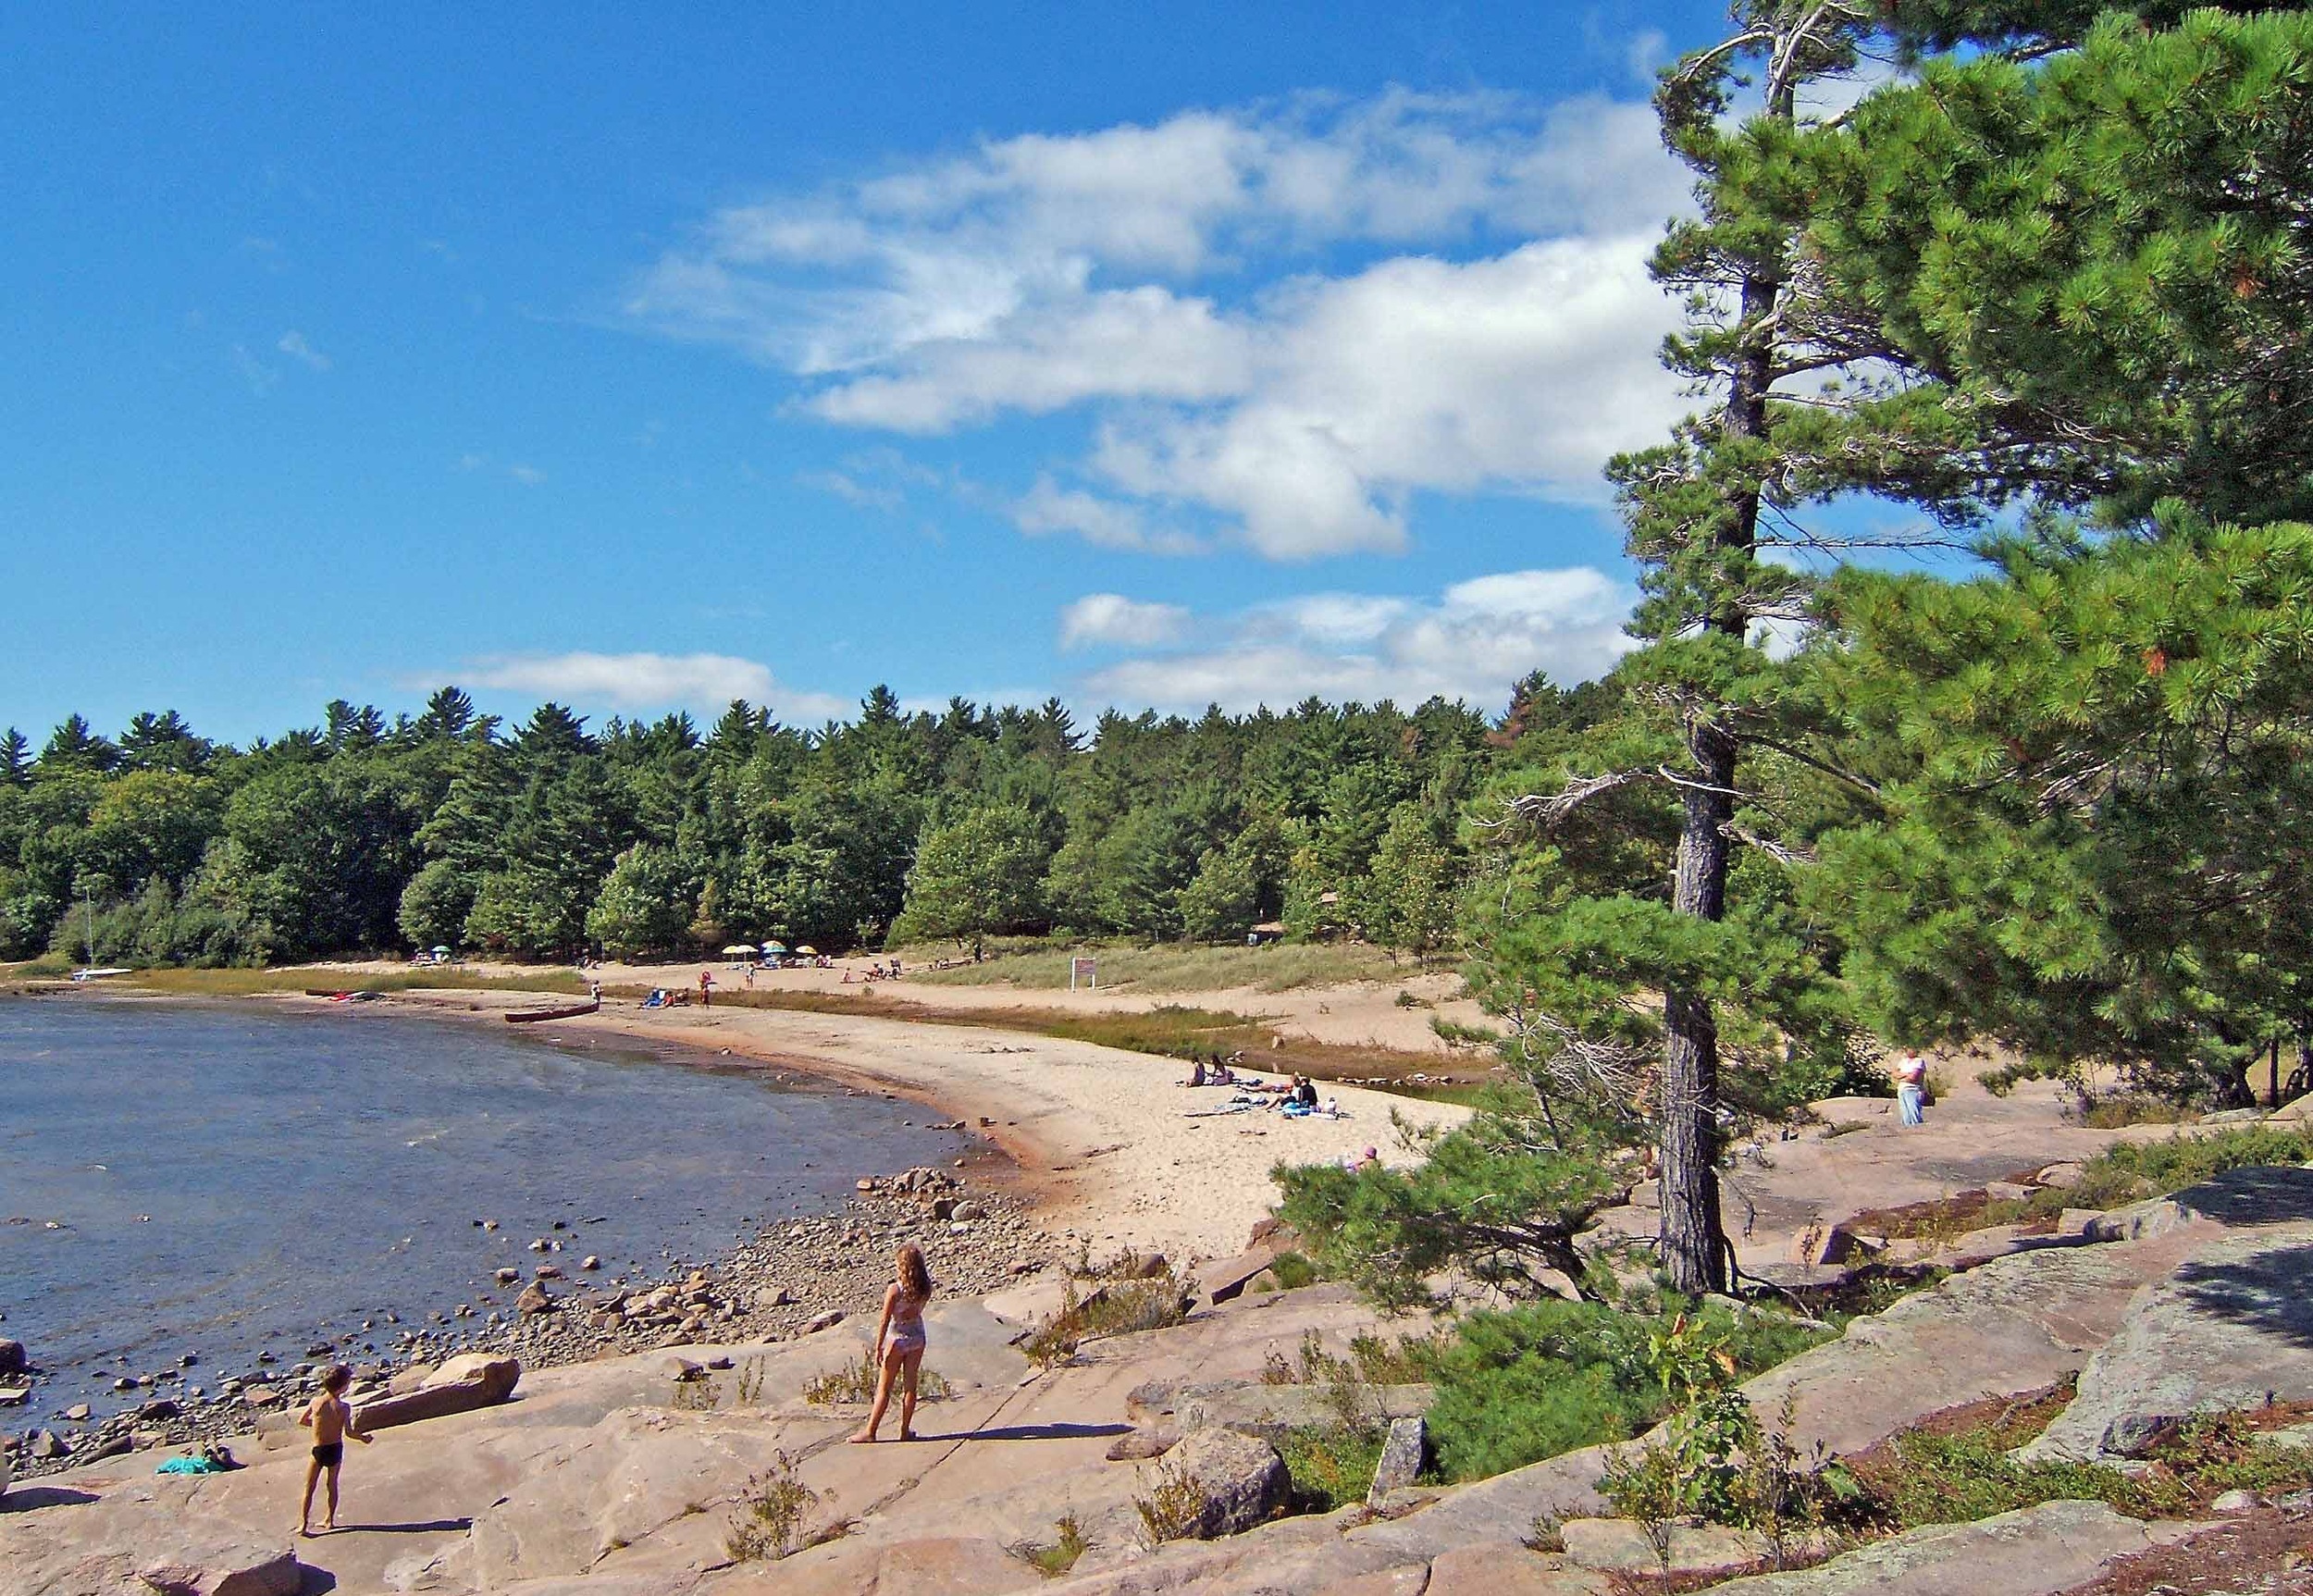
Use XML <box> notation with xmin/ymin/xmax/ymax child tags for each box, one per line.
<box><xmin>891</xmin><ymin>938</ymin><xmax>1413</xmax><ymax>995</ymax></box>
<box><xmin>119</xmin><ymin>966</ymin><xmax>588</xmax><ymax>998</ymax></box>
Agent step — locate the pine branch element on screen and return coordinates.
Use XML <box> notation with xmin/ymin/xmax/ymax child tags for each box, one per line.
<box><xmin>1503</xmin><ymin>768</ymin><xmax>1657</xmax><ymax>828</ymax></box>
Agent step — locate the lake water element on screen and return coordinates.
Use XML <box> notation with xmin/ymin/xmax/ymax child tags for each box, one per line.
<box><xmin>0</xmin><ymin>996</ymin><xmax>960</xmax><ymax>1415</ymax></box>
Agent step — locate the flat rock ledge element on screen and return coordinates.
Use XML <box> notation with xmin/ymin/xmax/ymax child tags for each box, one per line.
<box><xmin>1700</xmin><ymin>1500</ymin><xmax>2183</xmax><ymax>1594</ymax></box>
<box><xmin>30</xmin><ymin>1525</ymin><xmax>301</xmax><ymax>1596</ymax></box>
<box><xmin>2027</xmin><ymin>1216</ymin><xmax>2313</xmax><ymax>1462</ymax></box>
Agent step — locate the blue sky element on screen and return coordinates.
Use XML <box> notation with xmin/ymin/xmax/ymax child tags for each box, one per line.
<box><xmin>5</xmin><ymin>2</ymin><xmax>1796</xmax><ymax>745</ymax></box>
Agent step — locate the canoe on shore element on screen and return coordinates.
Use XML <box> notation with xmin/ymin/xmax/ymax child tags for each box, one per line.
<box><xmin>304</xmin><ymin>989</ymin><xmax>381</xmax><ymax>1002</ymax></box>
<box><xmin>505</xmin><ymin>998</ymin><xmax>601</xmax><ymax>1024</ymax></box>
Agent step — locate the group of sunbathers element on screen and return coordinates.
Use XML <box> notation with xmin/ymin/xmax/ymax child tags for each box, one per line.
<box><xmin>1179</xmin><ymin>1060</ymin><xmax>1343</xmax><ymax>1119</ymax></box>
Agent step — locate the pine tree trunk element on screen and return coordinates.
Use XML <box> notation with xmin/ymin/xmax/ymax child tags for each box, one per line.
<box><xmin>1654</xmin><ymin>160</ymin><xmax>1781</xmax><ymax>1296</ymax></box>
<box><xmin>1660</xmin><ymin>715</ymin><xmax>1737</xmax><ymax>1293</ymax></box>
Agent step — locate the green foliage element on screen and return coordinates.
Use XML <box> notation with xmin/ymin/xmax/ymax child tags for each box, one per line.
<box><xmin>1276</xmin><ymin>1423</ymin><xmax>1387</xmax><ymax>1513</ymax></box>
<box><xmin>1020</xmin><ymin>1266</ymin><xmax>1190</xmax><ymax>1367</ymax></box>
<box><xmin>1811</xmin><ymin>519</ymin><xmax>2313</xmax><ymax>1099</ymax></box>
<box><xmin>1275</xmin><ymin>1095</ymin><xmax>1636</xmax><ymax>1310</ymax></box>
<box><xmin>891</xmin><ymin>803</ymin><xmax>1051</xmax><ymax>956</ymax></box>
<box><xmin>585</xmin><ymin>843</ymin><xmax>698</xmax><ymax>959</ymax></box>
<box><xmin>2099</xmin><ymin>1124</ymin><xmax>2313</xmax><ymax>1191</ymax></box>
<box><xmin>800</xmin><ymin>1346</ymin><xmax>951</xmax><ymax>1405</ymax></box>
<box><xmin>1423</xmin><ymin>1298</ymin><xmax>1828</xmax><ymax>1485</ymax></box>
<box><xmin>395</xmin><ymin>859</ymin><xmax>475</xmax><ymax>952</ymax></box>
<box><xmin>1011</xmin><ymin>1512</ymin><xmax>1090</xmax><ymax>1577</ymax></box>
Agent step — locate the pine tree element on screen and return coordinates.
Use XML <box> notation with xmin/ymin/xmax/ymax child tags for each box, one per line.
<box><xmin>0</xmin><ymin>729</ymin><xmax>29</xmax><ymax>787</ymax></box>
<box><xmin>38</xmin><ymin>714</ymin><xmax>122</xmax><ymax>776</ymax></box>
<box><xmin>1496</xmin><ymin>2</ymin><xmax>1880</xmax><ymax>1293</ymax></box>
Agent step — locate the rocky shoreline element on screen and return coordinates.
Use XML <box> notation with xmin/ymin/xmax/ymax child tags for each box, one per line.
<box><xmin>6</xmin><ymin>1159</ymin><xmax>1068</xmax><ymax>1483</ymax></box>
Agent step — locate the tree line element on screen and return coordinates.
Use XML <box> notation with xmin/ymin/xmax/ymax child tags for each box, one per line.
<box><xmin>0</xmin><ymin>686</ymin><xmax>1518</xmax><ymax>971</ymax></box>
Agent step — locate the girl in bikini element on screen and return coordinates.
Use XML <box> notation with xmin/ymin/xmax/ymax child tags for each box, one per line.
<box><xmin>850</xmin><ymin>1242</ymin><xmax>934</xmax><ymax>1442</ymax></box>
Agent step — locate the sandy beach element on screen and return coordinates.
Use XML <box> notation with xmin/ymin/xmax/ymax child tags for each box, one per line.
<box><xmin>340</xmin><ymin>984</ymin><xmax>1472</xmax><ymax>1265</ymax></box>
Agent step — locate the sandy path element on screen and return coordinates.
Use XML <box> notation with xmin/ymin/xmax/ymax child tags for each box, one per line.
<box><xmin>365</xmin><ymin>988</ymin><xmax>1468</xmax><ymax>1266</ymax></box>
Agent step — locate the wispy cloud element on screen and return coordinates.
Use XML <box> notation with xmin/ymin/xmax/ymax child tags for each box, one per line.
<box><xmin>456</xmin><ymin>650</ymin><xmax>848</xmax><ymax>722</ymax></box>
<box><xmin>1013</xmin><ymin>476</ymin><xmax>1204</xmax><ymax>555</ymax></box>
<box><xmin>229</xmin><ymin>344</ymin><xmax>278</xmax><ymax>396</ymax></box>
<box><xmin>798</xmin><ymin>468</ymin><xmax>904</xmax><ymax>512</ymax></box>
<box><xmin>1070</xmin><ymin>566</ymin><xmax>1637</xmax><ymax>711</ymax></box>
<box><xmin>625</xmin><ymin>89</ymin><xmax>1691</xmax><ymax>559</ymax></box>
<box><xmin>1058</xmin><ymin>593</ymin><xmax>1193</xmax><ymax>650</ymax></box>
<box><xmin>457</xmin><ymin>452</ymin><xmax>549</xmax><ymax>486</ymax></box>
<box><xmin>277</xmin><ymin>329</ymin><xmax>330</xmax><ymax>371</ymax></box>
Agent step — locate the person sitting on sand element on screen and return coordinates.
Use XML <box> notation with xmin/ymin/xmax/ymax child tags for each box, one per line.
<box><xmin>852</xmin><ymin>1243</ymin><xmax>934</xmax><ymax>1443</ymax></box>
<box><xmin>1184</xmin><ymin>1058</ymin><xmax>1207</xmax><ymax>1087</ymax></box>
<box><xmin>1295</xmin><ymin>1075</ymin><xmax>1318</xmax><ymax>1108</ymax></box>
<box><xmin>296</xmin><ymin>1364</ymin><xmax>371</xmax><ymax>1536</ymax></box>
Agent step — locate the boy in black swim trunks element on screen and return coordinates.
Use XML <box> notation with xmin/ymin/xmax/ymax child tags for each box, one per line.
<box><xmin>296</xmin><ymin>1364</ymin><xmax>371</xmax><ymax>1535</ymax></box>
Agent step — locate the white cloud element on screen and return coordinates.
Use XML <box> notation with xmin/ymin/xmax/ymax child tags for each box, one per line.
<box><xmin>1059</xmin><ymin>593</ymin><xmax>1193</xmax><ymax>650</ymax></box>
<box><xmin>507</xmin><ymin>463</ymin><xmax>548</xmax><ymax>486</ymax></box>
<box><xmin>462</xmin><ymin>651</ymin><xmax>848</xmax><ymax>722</ymax></box>
<box><xmin>1074</xmin><ymin>565</ymin><xmax>1637</xmax><ymax>712</ymax></box>
<box><xmin>798</xmin><ymin>468</ymin><xmax>904</xmax><ymax>512</ymax></box>
<box><xmin>277</xmin><ymin>330</ymin><xmax>330</xmax><ymax>371</ymax></box>
<box><xmin>626</xmin><ymin>90</ymin><xmax>1691</xmax><ymax>558</ymax></box>
<box><xmin>1013</xmin><ymin>476</ymin><xmax>1204</xmax><ymax>555</ymax></box>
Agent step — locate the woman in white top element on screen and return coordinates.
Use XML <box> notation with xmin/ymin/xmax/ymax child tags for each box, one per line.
<box><xmin>1894</xmin><ymin>1049</ymin><xmax>1929</xmax><ymax>1126</ymax></box>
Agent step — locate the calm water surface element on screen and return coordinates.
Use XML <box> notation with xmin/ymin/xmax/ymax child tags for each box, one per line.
<box><xmin>0</xmin><ymin>996</ymin><xmax>959</xmax><ymax>1413</ymax></box>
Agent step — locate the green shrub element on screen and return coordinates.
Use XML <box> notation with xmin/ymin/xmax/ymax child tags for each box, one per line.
<box><xmin>1266</xmin><ymin>1251</ymin><xmax>1320</xmax><ymax>1289</ymax></box>
<box><xmin>1424</xmin><ymin>1300</ymin><xmax>1829</xmax><ymax>1483</ymax></box>
<box><xmin>1021</xmin><ymin>1268</ymin><xmax>1190</xmax><ymax>1367</ymax></box>
<box><xmin>2100</xmin><ymin>1125</ymin><xmax>2313</xmax><ymax>1189</ymax></box>
<box><xmin>1277</xmin><ymin>1424</ymin><xmax>1388</xmax><ymax>1512</ymax></box>
<box><xmin>1011</xmin><ymin>1512</ymin><xmax>1090</xmax><ymax>1577</ymax></box>
<box><xmin>801</xmin><ymin>1346</ymin><xmax>952</xmax><ymax>1405</ymax></box>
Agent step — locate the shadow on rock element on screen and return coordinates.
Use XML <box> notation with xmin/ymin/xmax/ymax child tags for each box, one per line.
<box><xmin>915</xmin><ymin>1421</ymin><xmax>1132</xmax><ymax>1443</ymax></box>
<box><xmin>2175</xmin><ymin>1238</ymin><xmax>2313</xmax><ymax>1352</ymax></box>
<box><xmin>2177</xmin><ymin>1166</ymin><xmax>2313</xmax><ymax>1229</ymax></box>
<box><xmin>0</xmin><ymin>1486</ymin><xmax>100</xmax><ymax>1511</ymax></box>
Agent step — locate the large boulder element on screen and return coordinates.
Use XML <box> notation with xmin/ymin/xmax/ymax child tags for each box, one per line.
<box><xmin>1153</xmin><ymin>1428</ymin><xmax>1292</xmax><ymax>1540</ymax></box>
<box><xmin>351</xmin><ymin>1354</ymin><xmax>520</xmax><ymax>1433</ymax></box>
<box><xmin>2027</xmin><ymin>1219</ymin><xmax>2313</xmax><ymax>1461</ymax></box>
<box><xmin>0</xmin><ymin>1338</ymin><xmax>25</xmax><ymax>1376</ymax></box>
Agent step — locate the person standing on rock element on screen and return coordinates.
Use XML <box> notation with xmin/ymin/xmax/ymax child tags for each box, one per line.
<box><xmin>850</xmin><ymin>1243</ymin><xmax>934</xmax><ymax>1444</ymax></box>
<box><xmin>295</xmin><ymin>1365</ymin><xmax>371</xmax><ymax>1536</ymax></box>
<box><xmin>1894</xmin><ymin>1048</ymin><xmax>1930</xmax><ymax>1127</ymax></box>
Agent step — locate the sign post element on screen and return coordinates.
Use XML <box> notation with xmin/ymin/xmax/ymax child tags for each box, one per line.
<box><xmin>1069</xmin><ymin>956</ymin><xmax>1097</xmax><ymax>993</ymax></box>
